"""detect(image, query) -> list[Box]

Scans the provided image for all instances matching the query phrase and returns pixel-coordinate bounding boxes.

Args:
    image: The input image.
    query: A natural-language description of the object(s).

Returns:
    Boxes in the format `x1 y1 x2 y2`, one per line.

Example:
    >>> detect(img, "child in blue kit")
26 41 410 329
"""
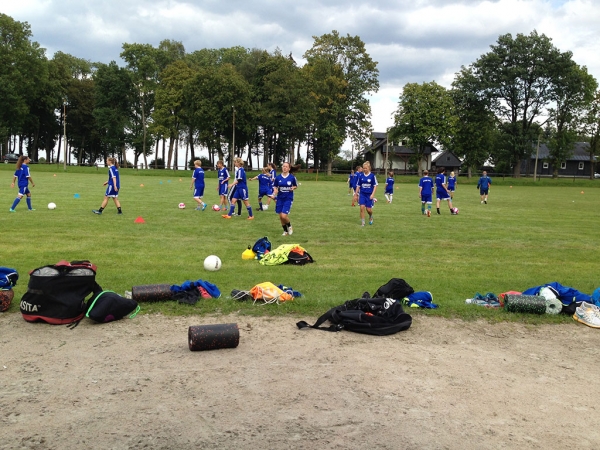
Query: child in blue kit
435 166 456 215
9 156 35 212
250 167 274 211
448 171 456 199
223 157 254 220
191 160 207 210
384 171 394 203
418 170 434 216
93 157 122 215
354 161 377 226
274 162 298 235
216 160 230 211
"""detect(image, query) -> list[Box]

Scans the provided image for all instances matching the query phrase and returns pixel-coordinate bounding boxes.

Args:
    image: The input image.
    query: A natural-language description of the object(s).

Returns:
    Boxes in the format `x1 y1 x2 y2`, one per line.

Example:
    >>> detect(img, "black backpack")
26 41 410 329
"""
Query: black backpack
297 297 412 336
285 249 314 265
86 290 139 323
374 278 414 300
20 260 100 325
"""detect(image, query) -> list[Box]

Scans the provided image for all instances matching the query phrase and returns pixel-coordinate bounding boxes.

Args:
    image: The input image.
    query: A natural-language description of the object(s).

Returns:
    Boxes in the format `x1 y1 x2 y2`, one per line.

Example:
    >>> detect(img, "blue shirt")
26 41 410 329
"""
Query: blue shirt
108 165 120 190
236 167 248 189
385 177 394 192
192 167 205 188
356 172 378 195
218 167 229 184
14 164 31 188
274 173 297 201
257 173 271 192
448 176 456 190
435 173 446 192
478 176 491 190
348 173 357 188
418 176 433 194
269 169 276 187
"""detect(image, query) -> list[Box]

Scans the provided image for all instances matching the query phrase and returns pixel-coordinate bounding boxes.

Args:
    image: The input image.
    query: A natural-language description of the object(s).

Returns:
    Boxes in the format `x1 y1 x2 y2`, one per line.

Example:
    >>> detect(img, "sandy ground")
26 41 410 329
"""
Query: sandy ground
1 311 600 450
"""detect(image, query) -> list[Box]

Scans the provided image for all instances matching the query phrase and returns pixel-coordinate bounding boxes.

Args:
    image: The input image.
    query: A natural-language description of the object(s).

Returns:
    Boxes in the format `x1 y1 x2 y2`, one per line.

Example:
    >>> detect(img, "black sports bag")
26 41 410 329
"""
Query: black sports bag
374 278 414 300
20 260 100 325
297 297 412 336
86 290 139 323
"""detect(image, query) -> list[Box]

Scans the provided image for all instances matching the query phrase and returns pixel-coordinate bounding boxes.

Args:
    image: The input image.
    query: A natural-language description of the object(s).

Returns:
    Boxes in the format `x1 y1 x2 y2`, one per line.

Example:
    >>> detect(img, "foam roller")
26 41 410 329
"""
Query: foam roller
504 295 546 314
188 323 239 351
131 284 172 302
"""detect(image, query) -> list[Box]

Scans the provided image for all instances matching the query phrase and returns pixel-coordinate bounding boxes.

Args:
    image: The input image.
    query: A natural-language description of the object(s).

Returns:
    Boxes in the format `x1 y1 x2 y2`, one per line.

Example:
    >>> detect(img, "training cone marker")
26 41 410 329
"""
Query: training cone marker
134 216 145 224
510 186 513 188
581 191 584 194
179 178 182 182
53 174 57 177
159 181 163 184
74 193 80 198
140 183 144 187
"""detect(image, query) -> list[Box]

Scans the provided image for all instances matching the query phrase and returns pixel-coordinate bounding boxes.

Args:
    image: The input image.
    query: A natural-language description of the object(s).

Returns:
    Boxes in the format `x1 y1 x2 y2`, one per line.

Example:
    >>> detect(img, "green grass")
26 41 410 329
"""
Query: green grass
2 164 600 324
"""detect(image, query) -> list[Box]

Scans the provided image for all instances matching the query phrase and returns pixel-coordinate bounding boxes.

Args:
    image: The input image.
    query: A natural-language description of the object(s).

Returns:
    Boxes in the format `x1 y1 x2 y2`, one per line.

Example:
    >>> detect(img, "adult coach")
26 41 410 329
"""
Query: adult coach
477 171 492 204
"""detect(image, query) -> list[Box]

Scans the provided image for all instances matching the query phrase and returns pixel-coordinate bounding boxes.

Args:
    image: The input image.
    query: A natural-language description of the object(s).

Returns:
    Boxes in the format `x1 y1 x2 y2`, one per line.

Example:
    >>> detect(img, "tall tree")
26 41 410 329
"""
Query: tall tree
304 31 379 174
390 81 456 176
582 90 600 179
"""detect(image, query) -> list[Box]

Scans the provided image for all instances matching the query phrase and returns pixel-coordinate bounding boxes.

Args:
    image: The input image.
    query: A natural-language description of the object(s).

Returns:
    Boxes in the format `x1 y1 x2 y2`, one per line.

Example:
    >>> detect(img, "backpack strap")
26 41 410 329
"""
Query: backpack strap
296 306 344 332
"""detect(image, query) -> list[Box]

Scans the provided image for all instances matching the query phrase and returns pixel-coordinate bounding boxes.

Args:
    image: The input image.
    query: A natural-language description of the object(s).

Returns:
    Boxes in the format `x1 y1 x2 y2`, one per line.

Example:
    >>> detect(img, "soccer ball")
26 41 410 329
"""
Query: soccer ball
178 203 186 209
452 207 459 214
204 255 222 271
212 204 220 211
48 202 57 210
262 205 268 210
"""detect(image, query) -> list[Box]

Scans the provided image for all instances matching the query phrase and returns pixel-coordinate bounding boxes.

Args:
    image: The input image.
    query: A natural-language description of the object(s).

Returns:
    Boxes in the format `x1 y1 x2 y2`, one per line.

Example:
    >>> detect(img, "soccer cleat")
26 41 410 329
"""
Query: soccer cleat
361 220 365 227
288 226 293 235
282 231 288 236
222 215 232 219
247 216 254 220
580 302 600 319
195 206 202 210
369 218 373 225
28 208 36 211
573 305 600 328
117 211 122 215
484 200 487 204
9 209 15 213
92 210 102 215
481 201 484 204
202 203 207 211
427 210 431 217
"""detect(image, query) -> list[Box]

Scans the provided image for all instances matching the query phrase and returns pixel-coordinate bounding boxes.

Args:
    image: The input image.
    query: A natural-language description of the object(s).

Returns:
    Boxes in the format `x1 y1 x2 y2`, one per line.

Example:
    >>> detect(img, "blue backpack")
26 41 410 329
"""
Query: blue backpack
252 237 272 260
0 267 18 289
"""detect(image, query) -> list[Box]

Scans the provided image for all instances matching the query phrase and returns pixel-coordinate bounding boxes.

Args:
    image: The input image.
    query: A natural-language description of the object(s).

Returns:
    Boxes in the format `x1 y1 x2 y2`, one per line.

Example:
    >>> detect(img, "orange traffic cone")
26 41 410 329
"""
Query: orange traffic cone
134 216 145 224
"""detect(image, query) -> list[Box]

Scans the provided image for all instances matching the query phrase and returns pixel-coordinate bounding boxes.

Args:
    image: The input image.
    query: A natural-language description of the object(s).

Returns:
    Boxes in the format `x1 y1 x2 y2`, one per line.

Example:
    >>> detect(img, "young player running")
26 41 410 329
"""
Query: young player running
273 162 298 235
216 160 230 211
9 156 35 212
222 158 254 220
351 165 363 206
418 170 434 216
384 171 395 203
93 157 122 215
354 161 377 226
250 167 274 211
190 160 207 211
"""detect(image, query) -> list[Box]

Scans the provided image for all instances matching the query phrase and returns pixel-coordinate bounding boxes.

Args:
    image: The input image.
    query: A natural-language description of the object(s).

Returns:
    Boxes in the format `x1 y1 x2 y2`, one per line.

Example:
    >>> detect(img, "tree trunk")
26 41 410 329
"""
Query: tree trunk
161 138 165 166
167 136 174 169
189 127 195 164
122 145 127 168
174 136 179 170
327 156 333 176
184 139 189 170
512 163 521 178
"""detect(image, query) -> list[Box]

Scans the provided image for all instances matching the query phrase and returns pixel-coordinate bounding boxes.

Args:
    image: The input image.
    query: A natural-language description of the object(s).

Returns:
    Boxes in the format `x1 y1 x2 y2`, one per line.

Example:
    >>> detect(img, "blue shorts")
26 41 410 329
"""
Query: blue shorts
275 198 293 214
232 187 249 201
359 192 374 208
480 188 489 195
436 190 450 201
18 186 30 196
193 187 205 198
385 188 393 195
218 183 228 196
259 188 274 198
421 194 432 203
105 185 119 198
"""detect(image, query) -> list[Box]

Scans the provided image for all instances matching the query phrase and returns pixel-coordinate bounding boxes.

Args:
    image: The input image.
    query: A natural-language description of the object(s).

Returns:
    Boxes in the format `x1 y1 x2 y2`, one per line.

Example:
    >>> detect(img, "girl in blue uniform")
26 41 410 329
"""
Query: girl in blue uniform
447 171 456 200
418 170 434 216
223 158 254 220
9 156 35 212
216 160 230 211
93 157 122 215
354 161 378 226
190 160 207 210
384 171 395 203
351 165 363 206
250 167 275 211
273 162 298 235
435 167 456 215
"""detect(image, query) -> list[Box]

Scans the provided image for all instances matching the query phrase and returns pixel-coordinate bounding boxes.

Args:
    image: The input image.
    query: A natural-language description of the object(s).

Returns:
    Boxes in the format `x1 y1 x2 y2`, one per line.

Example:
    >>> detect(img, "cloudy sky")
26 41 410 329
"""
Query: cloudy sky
3 0 599 136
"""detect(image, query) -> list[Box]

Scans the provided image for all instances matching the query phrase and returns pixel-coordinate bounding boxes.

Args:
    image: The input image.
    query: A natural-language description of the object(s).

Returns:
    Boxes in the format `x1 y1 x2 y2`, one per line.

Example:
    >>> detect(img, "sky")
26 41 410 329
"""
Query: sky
2 0 600 160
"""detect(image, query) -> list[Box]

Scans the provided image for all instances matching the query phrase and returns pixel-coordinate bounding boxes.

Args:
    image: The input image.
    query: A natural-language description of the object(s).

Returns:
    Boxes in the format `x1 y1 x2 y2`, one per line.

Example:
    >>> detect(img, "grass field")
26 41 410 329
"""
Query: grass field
2 163 599 324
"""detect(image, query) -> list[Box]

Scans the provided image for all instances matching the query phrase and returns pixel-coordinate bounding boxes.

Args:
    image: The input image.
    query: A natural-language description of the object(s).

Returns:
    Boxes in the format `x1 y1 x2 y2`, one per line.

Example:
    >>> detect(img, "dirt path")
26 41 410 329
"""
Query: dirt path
1 312 599 449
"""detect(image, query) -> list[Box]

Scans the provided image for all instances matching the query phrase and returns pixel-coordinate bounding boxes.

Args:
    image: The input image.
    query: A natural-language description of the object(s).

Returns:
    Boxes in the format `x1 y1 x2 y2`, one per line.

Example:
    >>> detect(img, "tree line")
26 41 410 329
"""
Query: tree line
0 13 379 172
390 31 600 179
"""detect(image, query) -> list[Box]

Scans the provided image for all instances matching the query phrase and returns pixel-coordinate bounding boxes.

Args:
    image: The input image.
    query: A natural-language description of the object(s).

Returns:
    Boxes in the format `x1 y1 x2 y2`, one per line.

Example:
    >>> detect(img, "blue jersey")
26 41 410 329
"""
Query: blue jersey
192 167 205 188
356 172 378 195
478 176 491 190
14 164 31 188
218 167 229 184
418 176 433 194
274 173 297 202
385 177 394 193
435 173 446 191
257 173 272 193
448 176 456 190
108 165 120 190
348 173 357 188
235 167 248 189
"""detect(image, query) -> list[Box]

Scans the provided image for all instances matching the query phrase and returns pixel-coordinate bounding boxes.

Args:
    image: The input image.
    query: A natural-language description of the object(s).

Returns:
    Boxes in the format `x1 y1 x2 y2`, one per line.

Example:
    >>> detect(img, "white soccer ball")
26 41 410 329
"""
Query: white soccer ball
48 202 56 210
204 255 222 272
212 204 220 211
178 203 186 209
262 205 268 210
452 207 459 214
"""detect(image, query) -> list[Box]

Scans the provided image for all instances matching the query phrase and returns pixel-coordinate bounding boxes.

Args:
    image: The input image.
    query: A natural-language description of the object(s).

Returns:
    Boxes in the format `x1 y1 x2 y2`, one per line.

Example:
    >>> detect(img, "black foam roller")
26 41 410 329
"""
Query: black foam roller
132 284 173 302
189 323 239 351
504 295 546 314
